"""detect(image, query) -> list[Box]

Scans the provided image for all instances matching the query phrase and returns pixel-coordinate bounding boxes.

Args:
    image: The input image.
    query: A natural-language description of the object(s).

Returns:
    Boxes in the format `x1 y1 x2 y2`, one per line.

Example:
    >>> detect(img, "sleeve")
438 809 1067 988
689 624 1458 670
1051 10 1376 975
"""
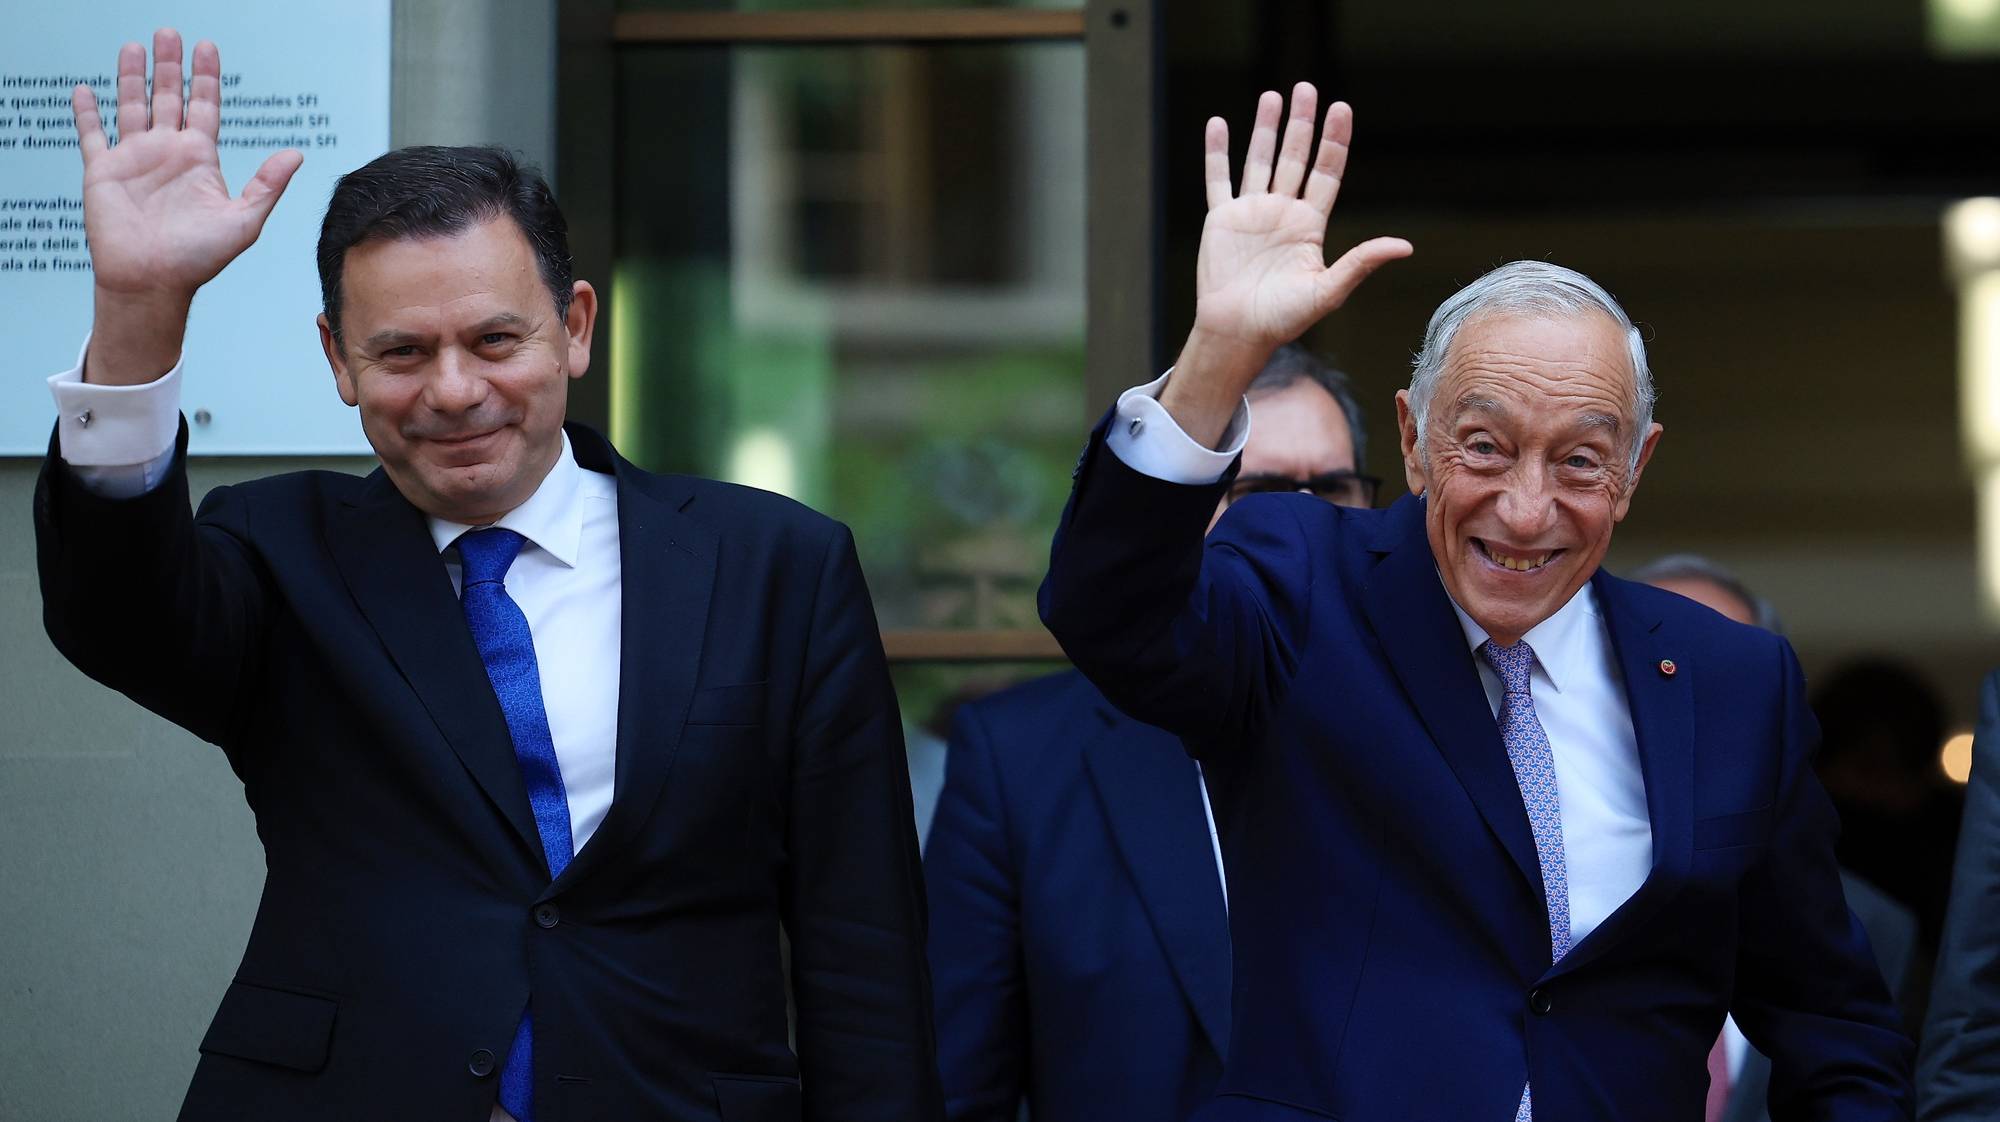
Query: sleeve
1914 669 2000 1121
1105 369 1251 485
46 335 185 499
1039 410 1317 752
923 701 1031 1122
1732 640 1916 1121
34 419 270 766
784 523 945 1122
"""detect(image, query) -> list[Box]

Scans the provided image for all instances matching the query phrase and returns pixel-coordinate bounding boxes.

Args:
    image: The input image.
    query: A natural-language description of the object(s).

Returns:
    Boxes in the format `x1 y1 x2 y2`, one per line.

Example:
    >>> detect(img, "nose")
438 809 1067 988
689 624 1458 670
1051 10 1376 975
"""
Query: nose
423 346 489 414
1494 462 1558 541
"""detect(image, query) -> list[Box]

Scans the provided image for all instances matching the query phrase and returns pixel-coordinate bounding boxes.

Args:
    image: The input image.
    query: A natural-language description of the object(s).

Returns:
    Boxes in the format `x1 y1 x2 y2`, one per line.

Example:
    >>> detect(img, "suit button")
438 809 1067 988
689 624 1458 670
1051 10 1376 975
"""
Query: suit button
1529 988 1553 1015
469 1048 496 1077
535 903 560 929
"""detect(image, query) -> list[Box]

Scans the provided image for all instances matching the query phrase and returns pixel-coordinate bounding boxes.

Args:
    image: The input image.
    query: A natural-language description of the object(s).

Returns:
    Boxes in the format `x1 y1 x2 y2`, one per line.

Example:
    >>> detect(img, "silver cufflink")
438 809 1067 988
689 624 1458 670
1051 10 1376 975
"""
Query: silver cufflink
75 409 91 427
1127 416 1145 436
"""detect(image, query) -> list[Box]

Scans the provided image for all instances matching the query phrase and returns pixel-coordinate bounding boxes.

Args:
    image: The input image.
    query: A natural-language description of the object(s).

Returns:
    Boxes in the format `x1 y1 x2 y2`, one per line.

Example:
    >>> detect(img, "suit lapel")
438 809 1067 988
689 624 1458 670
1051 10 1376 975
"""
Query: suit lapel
328 470 543 862
1082 697 1232 1055
1360 496 1545 901
1548 570 1695 978
551 426 716 892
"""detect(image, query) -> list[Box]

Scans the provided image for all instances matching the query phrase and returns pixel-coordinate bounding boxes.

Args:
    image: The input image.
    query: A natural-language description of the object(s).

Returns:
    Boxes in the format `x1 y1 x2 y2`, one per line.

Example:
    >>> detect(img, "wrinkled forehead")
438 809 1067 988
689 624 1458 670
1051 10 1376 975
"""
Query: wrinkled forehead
1436 310 1637 426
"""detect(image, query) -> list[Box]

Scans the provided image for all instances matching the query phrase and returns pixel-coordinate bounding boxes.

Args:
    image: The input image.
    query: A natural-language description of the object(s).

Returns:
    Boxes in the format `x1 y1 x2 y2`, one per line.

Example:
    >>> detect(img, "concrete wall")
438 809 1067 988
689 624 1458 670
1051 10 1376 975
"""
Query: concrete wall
0 2 555 1116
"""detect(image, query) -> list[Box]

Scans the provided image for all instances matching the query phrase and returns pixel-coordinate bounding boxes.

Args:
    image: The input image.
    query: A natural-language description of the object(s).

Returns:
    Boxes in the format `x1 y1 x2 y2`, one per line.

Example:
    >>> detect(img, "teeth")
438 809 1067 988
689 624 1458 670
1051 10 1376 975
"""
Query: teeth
1483 543 1552 572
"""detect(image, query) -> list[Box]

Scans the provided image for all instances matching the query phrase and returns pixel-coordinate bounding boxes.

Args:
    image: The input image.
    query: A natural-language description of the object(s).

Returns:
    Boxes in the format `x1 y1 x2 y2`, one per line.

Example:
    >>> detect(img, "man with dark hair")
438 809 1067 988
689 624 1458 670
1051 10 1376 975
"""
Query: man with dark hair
36 31 940 1122
925 345 1376 1122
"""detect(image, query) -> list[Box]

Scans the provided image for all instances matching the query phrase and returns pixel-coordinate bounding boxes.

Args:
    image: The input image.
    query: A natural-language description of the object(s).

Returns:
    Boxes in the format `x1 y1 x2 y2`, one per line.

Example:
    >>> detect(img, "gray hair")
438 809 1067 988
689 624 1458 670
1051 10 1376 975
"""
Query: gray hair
1248 343 1369 471
1408 260 1655 472
1629 552 1785 635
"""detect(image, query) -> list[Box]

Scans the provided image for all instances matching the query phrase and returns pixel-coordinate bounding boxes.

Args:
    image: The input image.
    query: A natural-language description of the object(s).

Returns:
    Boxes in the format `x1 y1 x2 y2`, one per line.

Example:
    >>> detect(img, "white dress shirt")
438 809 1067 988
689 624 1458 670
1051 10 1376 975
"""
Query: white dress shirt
1108 371 1654 947
51 346 624 1122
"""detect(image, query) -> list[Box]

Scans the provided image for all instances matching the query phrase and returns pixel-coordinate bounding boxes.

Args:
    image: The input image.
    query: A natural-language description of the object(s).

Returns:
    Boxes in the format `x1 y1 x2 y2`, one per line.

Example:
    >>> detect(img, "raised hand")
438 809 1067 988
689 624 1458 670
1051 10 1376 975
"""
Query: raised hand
1163 84 1410 448
72 30 303 384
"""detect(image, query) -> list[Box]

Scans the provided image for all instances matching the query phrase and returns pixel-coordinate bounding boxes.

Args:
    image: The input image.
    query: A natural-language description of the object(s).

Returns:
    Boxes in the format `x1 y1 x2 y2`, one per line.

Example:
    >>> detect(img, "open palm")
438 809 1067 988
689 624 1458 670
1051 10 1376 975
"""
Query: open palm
1192 86 1410 351
75 33 301 300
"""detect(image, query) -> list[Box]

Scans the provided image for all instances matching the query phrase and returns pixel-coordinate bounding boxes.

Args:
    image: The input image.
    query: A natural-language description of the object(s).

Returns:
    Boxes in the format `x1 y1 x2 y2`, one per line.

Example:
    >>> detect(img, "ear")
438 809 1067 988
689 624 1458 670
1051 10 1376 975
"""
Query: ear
319 313 357 407
563 280 598 379
1611 421 1664 521
1395 389 1429 496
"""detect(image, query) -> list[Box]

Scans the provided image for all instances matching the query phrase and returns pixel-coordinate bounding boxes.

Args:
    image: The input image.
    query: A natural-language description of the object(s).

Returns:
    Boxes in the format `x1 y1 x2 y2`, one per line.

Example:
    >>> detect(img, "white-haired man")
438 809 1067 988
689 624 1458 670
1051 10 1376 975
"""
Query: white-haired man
1040 84 1912 1120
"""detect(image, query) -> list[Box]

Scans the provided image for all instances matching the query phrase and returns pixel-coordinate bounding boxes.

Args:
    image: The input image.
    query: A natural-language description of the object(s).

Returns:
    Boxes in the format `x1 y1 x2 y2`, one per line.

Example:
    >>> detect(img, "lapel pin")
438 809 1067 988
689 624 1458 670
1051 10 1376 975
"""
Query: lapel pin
1659 658 1677 677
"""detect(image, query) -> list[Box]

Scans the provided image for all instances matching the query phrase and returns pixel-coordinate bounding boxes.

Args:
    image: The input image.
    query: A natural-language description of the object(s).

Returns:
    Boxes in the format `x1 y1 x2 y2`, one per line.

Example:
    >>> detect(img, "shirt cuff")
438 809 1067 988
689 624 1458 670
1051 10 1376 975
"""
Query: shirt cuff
1104 368 1251 485
47 335 184 498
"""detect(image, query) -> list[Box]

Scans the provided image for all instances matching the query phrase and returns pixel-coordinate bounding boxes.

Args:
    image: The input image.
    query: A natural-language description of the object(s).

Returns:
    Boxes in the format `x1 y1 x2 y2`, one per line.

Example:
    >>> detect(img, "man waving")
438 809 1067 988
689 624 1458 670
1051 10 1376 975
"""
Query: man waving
1041 83 1911 1120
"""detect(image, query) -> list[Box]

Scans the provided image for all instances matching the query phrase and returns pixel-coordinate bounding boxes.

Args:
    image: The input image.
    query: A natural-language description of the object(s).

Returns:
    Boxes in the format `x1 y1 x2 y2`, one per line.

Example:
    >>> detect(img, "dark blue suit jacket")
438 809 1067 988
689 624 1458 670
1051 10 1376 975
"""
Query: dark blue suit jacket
926 669 1232 1122
36 422 941 1122
1040 427 1913 1121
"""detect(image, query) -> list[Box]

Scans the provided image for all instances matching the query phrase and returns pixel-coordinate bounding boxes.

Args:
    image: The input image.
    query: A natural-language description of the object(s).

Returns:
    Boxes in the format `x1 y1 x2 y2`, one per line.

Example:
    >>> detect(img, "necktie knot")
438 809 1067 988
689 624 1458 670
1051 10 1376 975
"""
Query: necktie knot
1481 638 1537 696
457 527 526 587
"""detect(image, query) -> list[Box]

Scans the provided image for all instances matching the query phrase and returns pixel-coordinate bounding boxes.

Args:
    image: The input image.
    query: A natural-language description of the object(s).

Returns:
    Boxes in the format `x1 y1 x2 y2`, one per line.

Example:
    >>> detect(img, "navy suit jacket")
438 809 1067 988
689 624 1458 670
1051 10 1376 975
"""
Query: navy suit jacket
1725 873 1918 1122
1039 426 1912 1121
35 422 941 1122
926 669 1232 1122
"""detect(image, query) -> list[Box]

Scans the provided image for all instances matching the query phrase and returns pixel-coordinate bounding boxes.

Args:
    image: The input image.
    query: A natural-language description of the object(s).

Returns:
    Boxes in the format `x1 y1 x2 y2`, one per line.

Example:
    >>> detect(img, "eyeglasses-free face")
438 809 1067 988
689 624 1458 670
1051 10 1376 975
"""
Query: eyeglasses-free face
1224 470 1381 510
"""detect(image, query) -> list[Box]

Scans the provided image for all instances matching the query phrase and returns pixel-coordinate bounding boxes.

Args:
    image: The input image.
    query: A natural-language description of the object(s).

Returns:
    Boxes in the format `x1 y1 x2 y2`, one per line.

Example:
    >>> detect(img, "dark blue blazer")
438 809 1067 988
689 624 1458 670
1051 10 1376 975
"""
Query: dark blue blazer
925 669 1232 1122
36 422 941 1122
1039 427 1913 1122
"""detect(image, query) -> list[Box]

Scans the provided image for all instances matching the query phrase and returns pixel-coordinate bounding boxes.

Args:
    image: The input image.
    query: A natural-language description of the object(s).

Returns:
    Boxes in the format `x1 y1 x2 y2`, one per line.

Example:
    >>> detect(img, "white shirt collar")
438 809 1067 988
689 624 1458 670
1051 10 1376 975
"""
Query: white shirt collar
427 431 587 568
1446 578 1602 696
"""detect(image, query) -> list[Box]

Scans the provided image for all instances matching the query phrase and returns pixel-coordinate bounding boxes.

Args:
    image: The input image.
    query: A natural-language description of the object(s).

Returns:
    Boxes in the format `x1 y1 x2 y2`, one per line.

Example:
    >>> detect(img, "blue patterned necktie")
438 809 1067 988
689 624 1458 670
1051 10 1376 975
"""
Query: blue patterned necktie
1481 638 1571 1122
458 527 574 1122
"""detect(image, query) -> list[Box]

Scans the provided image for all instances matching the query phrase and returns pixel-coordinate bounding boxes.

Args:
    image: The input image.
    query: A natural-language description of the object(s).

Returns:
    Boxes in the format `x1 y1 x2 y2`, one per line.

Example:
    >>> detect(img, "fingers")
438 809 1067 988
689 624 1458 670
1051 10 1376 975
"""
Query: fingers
1237 90 1283 196
1268 82 1318 198
238 149 304 230
1302 101 1355 217
150 28 184 131
1316 236 1414 314
72 85 109 160
186 40 222 140
115 42 147 138
1203 117 1232 209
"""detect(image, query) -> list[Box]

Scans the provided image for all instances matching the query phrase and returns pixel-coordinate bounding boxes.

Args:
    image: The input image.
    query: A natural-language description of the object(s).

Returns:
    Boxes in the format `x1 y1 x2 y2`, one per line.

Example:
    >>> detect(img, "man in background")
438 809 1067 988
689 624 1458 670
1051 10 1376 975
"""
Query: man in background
1633 554 1920 1122
925 345 1377 1122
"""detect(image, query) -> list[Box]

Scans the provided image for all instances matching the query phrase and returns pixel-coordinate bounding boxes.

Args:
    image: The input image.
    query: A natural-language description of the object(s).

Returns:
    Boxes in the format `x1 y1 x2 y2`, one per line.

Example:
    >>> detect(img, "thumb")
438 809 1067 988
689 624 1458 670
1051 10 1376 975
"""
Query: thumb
236 148 304 232
1315 236 1413 315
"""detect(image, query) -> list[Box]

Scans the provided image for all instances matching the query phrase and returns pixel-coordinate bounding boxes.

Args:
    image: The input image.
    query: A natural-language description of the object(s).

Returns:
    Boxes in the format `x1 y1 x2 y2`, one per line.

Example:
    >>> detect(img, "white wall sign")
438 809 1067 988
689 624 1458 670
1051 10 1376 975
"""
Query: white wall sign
1 2 391 454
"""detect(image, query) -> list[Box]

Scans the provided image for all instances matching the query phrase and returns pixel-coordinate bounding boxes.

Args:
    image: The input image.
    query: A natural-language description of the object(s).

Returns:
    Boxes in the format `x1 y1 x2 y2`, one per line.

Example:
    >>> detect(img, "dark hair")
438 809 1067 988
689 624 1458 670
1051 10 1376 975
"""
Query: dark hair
1247 343 1369 470
1629 553 1786 634
317 145 573 347
1812 659 1947 775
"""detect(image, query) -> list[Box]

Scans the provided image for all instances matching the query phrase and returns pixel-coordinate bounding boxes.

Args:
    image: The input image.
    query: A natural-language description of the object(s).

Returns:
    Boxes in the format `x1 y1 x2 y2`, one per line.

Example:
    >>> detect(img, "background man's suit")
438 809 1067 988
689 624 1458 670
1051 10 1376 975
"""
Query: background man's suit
1916 669 2000 1120
36 421 941 1122
925 668 1232 1122
1723 873 1918 1122
1040 424 1912 1121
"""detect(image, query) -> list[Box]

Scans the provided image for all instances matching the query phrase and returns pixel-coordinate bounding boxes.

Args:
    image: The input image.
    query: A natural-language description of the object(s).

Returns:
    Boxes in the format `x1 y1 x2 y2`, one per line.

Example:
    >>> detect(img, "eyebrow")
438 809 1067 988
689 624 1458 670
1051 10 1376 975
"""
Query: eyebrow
468 312 527 334
1451 394 1506 418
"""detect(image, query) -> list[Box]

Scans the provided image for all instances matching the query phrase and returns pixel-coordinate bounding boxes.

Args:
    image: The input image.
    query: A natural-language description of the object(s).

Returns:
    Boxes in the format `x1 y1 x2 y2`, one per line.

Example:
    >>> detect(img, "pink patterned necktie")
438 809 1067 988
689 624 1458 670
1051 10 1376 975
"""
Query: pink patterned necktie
1481 638 1571 1122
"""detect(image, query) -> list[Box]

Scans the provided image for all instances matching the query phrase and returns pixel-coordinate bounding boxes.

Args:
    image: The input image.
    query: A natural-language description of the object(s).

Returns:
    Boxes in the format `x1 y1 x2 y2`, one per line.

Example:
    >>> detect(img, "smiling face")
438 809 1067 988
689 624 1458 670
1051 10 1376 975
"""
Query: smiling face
318 216 597 525
1397 312 1663 645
